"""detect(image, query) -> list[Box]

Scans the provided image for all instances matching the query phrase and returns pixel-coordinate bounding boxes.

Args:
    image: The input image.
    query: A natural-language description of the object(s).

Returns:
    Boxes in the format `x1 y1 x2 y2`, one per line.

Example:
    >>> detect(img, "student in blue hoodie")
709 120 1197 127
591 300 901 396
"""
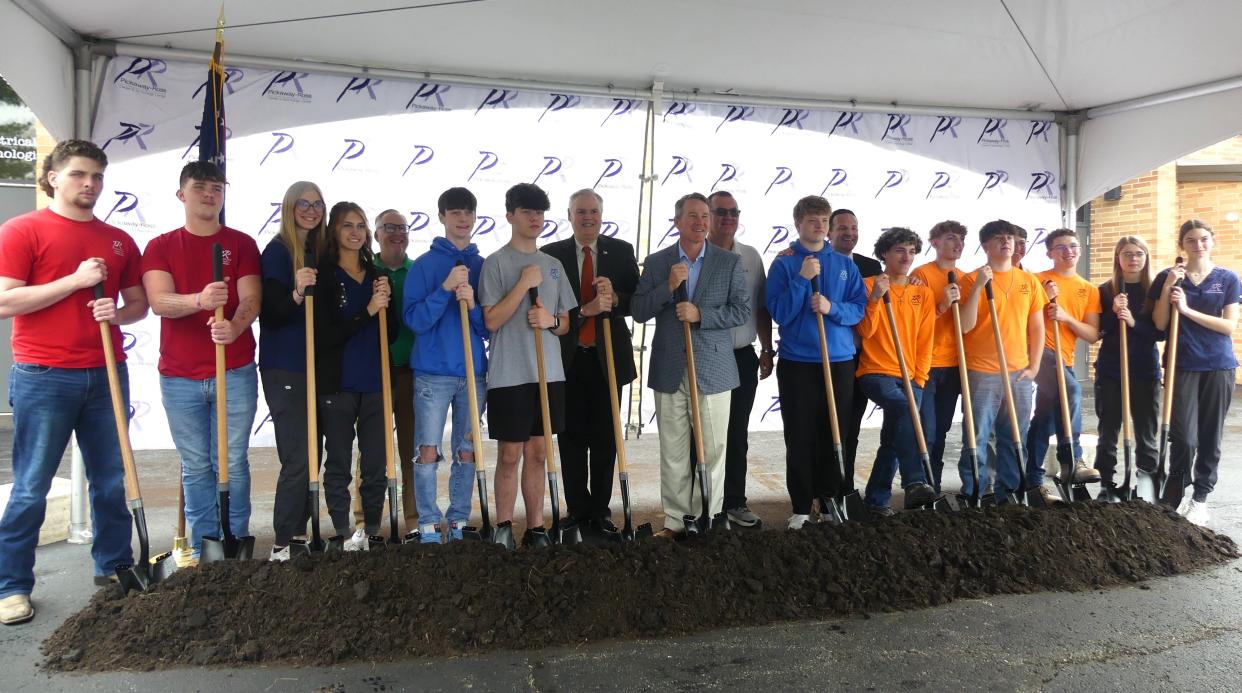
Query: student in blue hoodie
766 195 867 529
402 187 489 543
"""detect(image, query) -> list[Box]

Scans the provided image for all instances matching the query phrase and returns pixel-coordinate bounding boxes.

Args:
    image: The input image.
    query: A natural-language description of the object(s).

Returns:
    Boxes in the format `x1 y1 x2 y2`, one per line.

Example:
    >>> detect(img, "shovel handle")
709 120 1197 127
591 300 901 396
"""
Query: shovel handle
529 287 559 476
881 290 929 456
812 281 843 446
676 281 708 471
378 303 396 481
1049 297 1075 446
458 261 486 474
1119 317 1133 444
983 280 1023 445
947 272 977 446
94 284 141 505
304 250 319 485
601 313 630 474
212 243 229 485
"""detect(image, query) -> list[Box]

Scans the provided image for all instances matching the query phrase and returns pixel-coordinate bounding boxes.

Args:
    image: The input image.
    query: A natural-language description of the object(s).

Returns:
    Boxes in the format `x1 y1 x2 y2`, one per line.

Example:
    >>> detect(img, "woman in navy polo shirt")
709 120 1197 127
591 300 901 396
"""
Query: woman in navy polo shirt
314 202 395 550
1151 219 1240 526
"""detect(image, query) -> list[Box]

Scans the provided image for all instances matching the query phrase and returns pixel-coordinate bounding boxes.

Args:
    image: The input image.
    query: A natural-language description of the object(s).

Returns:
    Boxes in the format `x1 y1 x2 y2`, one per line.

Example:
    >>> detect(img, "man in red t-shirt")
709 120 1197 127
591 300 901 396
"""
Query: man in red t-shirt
0 140 148 625
140 161 261 560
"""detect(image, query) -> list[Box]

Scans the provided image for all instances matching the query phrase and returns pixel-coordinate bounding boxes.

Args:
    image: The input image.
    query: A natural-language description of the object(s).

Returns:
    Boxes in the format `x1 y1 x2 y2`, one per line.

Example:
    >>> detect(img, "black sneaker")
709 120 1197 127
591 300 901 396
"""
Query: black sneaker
521 526 552 548
902 483 938 509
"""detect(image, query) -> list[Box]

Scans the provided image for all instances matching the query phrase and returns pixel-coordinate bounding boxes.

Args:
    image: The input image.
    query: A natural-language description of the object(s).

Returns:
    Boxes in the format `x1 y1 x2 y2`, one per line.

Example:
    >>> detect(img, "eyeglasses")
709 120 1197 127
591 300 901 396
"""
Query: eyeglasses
1052 243 1081 253
712 207 741 217
380 223 409 234
294 199 326 212
1119 251 1146 260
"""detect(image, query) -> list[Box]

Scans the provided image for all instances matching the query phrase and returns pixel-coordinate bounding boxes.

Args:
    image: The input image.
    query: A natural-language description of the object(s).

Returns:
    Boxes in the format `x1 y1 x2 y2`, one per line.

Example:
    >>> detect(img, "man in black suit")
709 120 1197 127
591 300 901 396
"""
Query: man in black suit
541 188 640 537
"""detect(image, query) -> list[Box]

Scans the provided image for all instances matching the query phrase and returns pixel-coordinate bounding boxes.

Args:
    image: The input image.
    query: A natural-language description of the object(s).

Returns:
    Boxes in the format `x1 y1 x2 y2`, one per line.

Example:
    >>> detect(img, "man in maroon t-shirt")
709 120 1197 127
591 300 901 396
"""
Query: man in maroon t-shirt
140 161 261 560
0 140 148 625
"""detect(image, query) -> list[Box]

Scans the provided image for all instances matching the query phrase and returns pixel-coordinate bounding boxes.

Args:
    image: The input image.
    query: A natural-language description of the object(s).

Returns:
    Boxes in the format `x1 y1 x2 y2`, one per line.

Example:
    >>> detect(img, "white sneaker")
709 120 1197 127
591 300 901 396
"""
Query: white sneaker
787 514 810 530
269 545 290 562
344 529 368 551
1184 499 1210 527
1176 495 1193 516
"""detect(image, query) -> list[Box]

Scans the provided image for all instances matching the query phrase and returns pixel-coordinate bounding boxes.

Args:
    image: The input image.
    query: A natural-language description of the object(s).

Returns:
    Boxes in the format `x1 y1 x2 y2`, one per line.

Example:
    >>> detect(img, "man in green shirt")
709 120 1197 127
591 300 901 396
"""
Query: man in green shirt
375 209 417 532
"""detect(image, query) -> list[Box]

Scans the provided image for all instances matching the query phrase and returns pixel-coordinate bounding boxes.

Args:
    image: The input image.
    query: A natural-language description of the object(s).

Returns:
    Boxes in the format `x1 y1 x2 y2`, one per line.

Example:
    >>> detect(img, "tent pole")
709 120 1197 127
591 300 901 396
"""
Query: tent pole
1063 116 1080 227
73 44 92 139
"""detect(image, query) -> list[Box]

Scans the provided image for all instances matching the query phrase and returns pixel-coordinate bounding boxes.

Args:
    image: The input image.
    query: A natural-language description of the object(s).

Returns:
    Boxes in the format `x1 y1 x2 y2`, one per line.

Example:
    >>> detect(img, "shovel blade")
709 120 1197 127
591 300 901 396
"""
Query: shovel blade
402 529 423 544
682 514 701 537
149 551 178 583
934 495 958 512
1071 484 1093 502
842 491 866 521
1135 469 1159 504
558 521 584 546
116 563 152 594
710 511 732 532
492 521 516 550
325 535 346 552
367 535 388 551
1023 489 1045 507
634 522 654 540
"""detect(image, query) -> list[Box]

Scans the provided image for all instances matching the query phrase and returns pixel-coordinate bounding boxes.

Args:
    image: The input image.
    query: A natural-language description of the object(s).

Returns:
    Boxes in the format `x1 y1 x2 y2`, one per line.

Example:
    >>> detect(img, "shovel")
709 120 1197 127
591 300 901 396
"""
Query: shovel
603 311 652 542
290 250 343 555
982 279 1040 507
881 291 954 511
948 271 990 509
168 480 193 567
454 264 498 545
811 278 864 522
1048 297 1094 502
1113 318 1139 501
202 243 256 562
1151 259 1184 506
675 282 726 534
368 302 404 549
529 287 582 546
93 285 177 592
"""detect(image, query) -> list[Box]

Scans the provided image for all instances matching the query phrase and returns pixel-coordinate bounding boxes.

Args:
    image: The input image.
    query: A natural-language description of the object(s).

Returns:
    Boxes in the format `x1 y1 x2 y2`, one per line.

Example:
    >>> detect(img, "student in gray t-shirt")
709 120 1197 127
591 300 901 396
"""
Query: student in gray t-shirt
479 183 576 547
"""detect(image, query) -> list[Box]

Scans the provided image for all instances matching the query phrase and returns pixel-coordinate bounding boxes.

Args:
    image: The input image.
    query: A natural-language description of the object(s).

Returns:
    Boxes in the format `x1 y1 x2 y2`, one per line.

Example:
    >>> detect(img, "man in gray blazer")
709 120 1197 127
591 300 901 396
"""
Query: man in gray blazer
632 193 750 537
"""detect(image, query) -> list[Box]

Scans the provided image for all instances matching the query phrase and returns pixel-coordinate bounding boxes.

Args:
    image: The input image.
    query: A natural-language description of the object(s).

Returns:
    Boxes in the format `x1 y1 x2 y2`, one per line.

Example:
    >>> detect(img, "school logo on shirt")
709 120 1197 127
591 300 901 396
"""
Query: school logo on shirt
1207 282 1223 294
112 240 125 256
221 249 233 266
910 294 923 306
550 267 561 280
839 269 848 281
1019 282 1031 295
1077 287 1088 299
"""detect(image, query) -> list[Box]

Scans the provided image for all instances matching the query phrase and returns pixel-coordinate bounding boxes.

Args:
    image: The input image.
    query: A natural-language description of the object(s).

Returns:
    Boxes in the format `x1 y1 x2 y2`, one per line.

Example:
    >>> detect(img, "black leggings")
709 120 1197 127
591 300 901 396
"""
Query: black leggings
1169 369 1235 502
1093 373 1160 481
319 391 387 535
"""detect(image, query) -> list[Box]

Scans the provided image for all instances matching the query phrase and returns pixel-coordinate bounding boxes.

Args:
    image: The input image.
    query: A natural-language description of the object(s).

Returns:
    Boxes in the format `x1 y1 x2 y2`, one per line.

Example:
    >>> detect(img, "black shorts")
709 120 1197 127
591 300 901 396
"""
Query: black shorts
487 382 566 442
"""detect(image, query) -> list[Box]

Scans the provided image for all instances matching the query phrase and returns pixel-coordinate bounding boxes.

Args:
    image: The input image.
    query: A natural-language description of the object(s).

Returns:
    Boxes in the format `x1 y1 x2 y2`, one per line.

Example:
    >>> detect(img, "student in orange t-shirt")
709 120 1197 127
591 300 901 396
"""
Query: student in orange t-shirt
1026 228 1102 490
910 220 969 492
955 220 1048 503
856 228 938 515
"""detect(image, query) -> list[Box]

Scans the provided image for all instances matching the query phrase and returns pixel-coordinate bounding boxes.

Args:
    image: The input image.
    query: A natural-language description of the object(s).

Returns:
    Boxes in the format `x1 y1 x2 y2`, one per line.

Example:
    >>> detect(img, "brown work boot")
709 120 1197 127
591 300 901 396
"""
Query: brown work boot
654 528 679 540
1072 460 1102 484
0 594 34 625
1037 486 1064 505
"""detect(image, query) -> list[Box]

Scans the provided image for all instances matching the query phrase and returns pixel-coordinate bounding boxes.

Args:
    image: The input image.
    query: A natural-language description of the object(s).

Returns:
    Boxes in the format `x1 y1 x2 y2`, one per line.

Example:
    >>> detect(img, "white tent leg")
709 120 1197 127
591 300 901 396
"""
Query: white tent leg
1063 118 1080 226
67 434 93 544
73 44 92 138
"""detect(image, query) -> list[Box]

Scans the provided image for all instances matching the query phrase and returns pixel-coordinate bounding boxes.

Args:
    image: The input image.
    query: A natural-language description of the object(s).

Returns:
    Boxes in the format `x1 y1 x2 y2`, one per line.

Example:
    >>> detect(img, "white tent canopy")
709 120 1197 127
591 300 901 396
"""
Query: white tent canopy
4 0 1242 208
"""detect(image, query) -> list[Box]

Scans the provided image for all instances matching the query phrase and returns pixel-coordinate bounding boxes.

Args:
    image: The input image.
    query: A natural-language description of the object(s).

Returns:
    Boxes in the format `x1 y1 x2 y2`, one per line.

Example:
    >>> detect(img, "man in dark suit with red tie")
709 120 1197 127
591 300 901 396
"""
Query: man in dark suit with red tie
541 189 640 538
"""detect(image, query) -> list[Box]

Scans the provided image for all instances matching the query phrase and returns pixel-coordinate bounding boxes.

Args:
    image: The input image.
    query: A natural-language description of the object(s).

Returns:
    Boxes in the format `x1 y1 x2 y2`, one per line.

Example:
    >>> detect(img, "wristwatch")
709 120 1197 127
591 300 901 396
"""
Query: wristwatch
761 348 776 356
549 315 561 332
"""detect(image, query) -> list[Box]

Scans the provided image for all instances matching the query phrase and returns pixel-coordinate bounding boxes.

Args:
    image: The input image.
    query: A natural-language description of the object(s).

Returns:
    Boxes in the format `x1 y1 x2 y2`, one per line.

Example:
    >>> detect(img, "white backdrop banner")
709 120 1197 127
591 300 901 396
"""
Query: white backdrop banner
647 103 1062 434
92 55 647 449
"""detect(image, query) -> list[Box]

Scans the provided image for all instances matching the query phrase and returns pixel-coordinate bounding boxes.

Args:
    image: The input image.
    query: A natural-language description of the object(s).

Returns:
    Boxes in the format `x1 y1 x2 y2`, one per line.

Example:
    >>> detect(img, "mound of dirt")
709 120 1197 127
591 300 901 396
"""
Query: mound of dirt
43 502 1236 671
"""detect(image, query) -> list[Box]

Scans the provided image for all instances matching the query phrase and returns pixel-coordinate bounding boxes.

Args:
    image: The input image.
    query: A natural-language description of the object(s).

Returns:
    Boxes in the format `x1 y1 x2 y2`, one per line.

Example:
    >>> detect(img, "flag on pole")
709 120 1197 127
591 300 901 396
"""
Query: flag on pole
199 8 227 219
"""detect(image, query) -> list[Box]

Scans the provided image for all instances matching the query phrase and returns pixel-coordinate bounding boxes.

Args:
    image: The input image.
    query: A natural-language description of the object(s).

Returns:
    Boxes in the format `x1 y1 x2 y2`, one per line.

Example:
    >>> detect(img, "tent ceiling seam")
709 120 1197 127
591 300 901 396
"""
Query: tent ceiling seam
11 0 81 47
105 0 488 42
999 0 1069 111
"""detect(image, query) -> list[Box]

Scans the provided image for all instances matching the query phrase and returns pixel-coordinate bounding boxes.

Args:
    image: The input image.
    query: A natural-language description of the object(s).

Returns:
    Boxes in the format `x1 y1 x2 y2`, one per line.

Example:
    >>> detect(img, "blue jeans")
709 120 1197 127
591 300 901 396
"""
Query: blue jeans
413 373 485 526
1025 348 1083 485
860 374 929 507
919 365 961 492
0 364 133 597
958 370 1034 499
160 362 258 554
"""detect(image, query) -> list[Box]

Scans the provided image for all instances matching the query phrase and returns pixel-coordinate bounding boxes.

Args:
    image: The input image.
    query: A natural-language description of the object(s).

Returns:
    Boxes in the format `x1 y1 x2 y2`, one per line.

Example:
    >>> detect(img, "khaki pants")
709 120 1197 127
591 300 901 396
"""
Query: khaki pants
654 374 730 531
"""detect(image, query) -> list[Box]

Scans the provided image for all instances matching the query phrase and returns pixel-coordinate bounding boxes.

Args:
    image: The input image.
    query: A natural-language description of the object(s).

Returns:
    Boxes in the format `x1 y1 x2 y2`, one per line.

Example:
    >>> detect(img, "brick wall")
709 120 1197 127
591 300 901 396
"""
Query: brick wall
1087 135 1242 383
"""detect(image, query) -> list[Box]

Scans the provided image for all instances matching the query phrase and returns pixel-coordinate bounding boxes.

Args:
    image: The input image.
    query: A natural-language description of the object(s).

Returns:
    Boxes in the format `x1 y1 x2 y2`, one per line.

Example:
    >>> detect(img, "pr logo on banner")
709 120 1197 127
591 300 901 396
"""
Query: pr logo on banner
113 58 168 98
263 71 313 103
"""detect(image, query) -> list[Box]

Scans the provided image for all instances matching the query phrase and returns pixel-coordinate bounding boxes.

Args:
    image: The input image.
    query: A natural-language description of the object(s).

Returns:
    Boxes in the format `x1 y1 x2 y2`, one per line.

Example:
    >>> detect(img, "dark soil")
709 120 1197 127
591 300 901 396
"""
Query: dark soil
42 502 1236 671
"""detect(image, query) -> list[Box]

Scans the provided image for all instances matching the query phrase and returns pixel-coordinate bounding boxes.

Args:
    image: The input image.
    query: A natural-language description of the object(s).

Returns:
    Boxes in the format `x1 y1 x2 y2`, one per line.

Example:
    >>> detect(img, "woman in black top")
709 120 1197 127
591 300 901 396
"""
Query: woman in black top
1093 236 1163 498
1150 220 1240 526
314 202 395 549
259 181 326 560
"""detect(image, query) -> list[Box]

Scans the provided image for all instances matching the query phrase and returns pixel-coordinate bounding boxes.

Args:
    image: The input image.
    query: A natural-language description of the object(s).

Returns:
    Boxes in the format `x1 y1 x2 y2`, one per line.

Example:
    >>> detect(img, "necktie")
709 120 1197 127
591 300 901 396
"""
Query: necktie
580 246 596 346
